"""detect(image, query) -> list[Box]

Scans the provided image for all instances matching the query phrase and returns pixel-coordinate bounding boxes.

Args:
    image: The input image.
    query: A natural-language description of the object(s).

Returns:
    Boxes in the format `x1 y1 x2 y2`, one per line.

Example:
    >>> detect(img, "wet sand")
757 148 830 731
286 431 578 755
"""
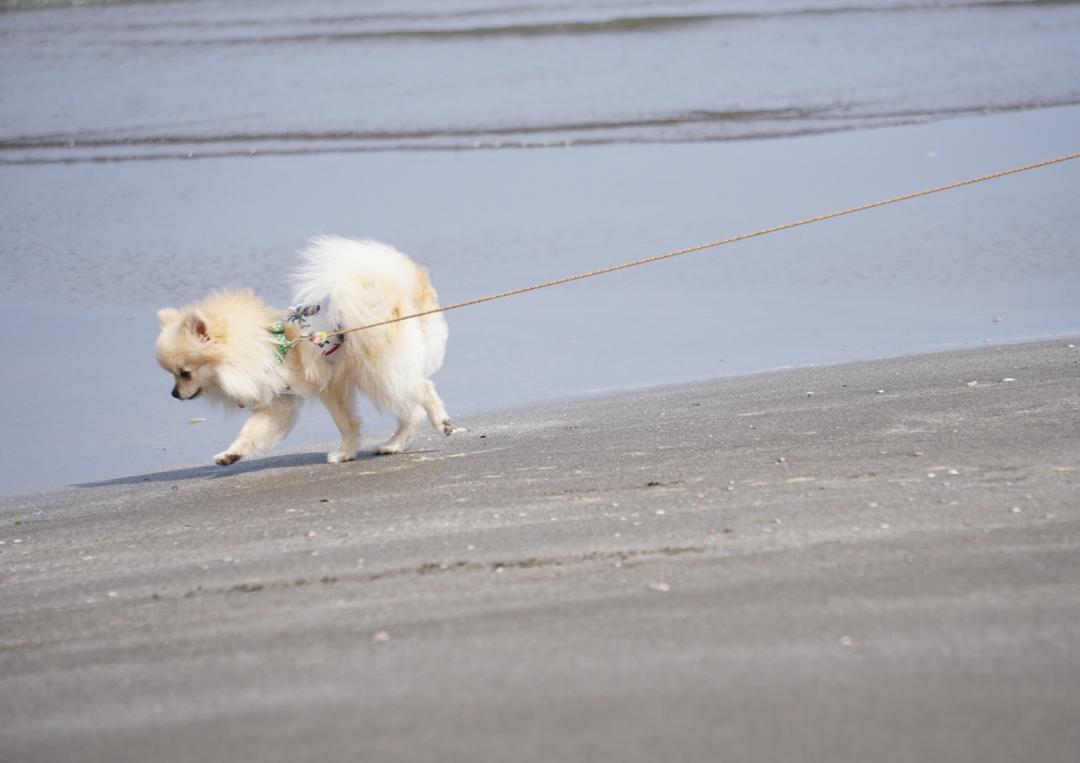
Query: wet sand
3 338 1079 762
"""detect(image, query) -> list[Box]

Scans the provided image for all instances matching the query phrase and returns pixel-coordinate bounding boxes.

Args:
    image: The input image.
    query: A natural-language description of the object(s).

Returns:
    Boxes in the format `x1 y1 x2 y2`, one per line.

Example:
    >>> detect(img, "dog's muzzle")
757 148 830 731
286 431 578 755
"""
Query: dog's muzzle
172 385 201 400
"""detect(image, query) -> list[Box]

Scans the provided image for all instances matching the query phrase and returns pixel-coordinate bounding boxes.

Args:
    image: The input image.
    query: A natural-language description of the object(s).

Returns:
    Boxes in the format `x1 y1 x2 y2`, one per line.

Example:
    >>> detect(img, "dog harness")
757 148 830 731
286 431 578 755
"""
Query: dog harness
270 301 346 363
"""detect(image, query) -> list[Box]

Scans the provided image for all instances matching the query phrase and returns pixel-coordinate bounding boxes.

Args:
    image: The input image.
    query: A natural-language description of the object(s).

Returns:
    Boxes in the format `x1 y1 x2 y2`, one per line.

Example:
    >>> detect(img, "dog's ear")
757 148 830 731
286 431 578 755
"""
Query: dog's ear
157 308 180 327
192 314 210 341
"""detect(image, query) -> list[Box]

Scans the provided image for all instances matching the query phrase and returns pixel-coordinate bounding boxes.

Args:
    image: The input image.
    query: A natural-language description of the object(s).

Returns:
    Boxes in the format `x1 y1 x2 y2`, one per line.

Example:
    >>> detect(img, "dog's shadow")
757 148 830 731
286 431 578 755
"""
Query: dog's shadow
76 450 390 489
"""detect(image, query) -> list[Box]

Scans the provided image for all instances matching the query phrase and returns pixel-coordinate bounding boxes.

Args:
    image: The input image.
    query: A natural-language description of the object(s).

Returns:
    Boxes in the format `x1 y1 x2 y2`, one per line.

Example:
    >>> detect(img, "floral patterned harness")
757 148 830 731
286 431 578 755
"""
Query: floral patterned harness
269 301 346 364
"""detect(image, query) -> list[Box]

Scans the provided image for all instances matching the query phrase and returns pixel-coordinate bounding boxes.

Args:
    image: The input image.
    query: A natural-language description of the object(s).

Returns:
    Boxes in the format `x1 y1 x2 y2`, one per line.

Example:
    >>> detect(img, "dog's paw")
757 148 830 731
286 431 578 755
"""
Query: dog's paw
214 451 242 466
375 444 402 456
327 451 356 464
441 418 453 437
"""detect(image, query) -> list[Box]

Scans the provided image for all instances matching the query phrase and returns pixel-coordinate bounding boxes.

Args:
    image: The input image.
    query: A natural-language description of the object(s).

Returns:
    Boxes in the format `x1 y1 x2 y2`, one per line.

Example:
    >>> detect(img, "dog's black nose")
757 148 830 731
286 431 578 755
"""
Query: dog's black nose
171 385 181 399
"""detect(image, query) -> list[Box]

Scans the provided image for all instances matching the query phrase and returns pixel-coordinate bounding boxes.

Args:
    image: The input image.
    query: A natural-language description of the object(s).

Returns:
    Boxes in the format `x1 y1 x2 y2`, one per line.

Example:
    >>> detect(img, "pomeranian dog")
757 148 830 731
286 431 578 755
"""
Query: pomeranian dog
155 236 452 466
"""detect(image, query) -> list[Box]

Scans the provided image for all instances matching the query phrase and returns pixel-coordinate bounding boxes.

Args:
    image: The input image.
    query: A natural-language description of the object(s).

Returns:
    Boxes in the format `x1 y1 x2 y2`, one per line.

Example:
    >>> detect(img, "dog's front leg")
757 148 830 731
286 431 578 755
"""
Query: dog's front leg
214 397 299 466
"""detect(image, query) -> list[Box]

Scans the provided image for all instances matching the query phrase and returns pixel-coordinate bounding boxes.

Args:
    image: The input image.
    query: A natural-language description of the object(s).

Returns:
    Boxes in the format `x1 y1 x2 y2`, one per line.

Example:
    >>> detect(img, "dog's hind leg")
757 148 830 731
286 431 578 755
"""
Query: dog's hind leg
375 403 425 455
376 380 451 454
214 396 299 466
321 382 360 464
421 380 453 436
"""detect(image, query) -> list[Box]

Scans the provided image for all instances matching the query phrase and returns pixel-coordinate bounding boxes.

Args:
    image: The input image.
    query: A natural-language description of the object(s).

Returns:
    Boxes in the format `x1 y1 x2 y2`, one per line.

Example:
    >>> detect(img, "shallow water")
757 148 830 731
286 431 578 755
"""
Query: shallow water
4 0 1080 160
1 0 1079 493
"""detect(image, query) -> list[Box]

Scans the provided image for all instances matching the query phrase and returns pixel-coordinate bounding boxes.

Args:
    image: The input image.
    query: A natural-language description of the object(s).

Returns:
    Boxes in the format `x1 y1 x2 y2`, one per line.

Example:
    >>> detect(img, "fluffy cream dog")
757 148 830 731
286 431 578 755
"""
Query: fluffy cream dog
155 236 452 465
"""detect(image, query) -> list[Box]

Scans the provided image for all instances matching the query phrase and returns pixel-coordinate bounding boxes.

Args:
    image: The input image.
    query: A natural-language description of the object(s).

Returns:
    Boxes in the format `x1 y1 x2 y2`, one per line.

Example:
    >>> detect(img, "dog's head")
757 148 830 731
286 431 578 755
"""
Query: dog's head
155 307 223 401
156 290 285 408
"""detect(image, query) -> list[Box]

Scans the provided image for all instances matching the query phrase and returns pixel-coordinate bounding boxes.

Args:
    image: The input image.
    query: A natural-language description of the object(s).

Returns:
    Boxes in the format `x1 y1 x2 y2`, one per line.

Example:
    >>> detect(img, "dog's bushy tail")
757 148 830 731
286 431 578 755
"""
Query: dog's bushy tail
291 236 447 378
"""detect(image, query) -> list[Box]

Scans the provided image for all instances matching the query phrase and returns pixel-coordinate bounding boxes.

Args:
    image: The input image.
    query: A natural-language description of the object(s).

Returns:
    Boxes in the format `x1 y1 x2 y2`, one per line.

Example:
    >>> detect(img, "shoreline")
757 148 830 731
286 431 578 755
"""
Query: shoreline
2 332 1076 502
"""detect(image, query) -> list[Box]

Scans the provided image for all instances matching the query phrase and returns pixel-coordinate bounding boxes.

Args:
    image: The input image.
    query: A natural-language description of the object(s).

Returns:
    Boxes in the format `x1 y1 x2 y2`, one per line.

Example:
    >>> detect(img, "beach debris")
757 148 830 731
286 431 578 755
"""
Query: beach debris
305 531 317 539
965 380 979 387
840 635 855 647
372 630 391 643
655 509 666 516
947 469 959 475
188 417 207 424
318 498 332 503
776 457 786 463
648 582 671 592
876 389 885 394
1002 377 1016 383
1010 506 1022 514
805 391 814 397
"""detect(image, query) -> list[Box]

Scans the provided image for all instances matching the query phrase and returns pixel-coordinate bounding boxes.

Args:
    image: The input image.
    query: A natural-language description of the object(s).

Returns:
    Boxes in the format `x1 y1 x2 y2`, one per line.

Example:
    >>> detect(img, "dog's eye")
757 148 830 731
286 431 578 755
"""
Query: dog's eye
179 369 192 380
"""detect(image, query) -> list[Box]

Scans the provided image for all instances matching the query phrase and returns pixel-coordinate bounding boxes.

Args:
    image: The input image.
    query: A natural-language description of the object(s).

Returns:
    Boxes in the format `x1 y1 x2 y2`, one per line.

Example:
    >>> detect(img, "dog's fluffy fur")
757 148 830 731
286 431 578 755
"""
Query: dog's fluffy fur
155 236 451 465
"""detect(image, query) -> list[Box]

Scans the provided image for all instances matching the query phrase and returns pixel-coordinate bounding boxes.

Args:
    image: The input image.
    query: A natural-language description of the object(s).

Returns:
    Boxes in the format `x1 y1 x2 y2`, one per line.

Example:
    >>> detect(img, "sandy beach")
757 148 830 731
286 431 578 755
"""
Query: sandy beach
2 0 1080 758
3 338 1079 762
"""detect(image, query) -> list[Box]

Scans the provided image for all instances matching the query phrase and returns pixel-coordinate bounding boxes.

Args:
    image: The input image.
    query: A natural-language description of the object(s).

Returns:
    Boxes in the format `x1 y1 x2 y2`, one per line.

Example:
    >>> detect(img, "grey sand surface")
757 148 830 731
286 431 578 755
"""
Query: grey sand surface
2 338 1080 762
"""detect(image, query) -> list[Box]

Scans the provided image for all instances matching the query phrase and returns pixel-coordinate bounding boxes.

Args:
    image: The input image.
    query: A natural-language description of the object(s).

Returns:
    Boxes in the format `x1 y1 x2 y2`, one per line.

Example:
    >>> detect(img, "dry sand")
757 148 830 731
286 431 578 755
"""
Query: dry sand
2 338 1079 762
